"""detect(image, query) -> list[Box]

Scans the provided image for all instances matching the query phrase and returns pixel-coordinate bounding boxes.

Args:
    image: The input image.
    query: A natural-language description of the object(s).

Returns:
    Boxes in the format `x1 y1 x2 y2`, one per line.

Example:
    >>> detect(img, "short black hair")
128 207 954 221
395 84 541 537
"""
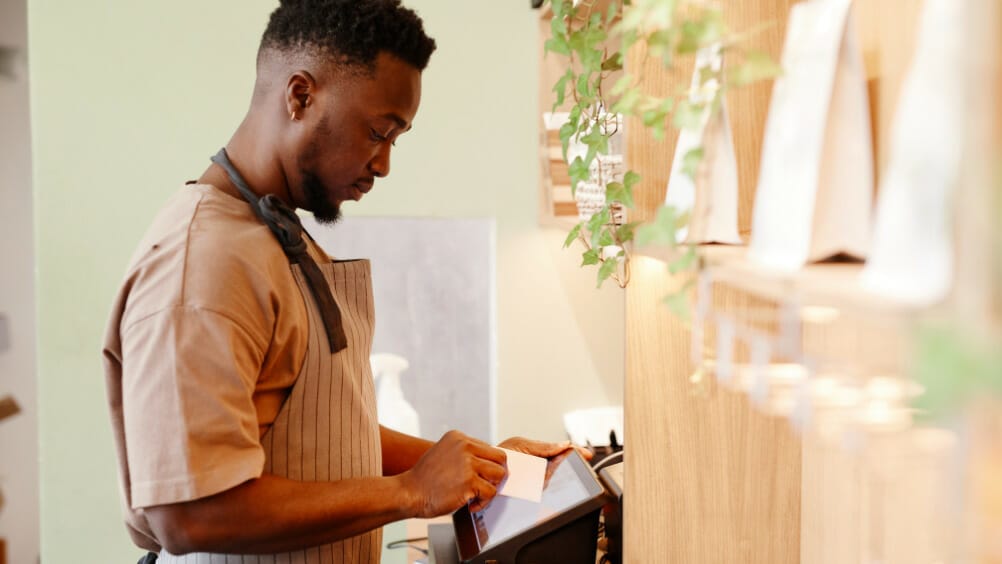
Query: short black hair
260 0 437 72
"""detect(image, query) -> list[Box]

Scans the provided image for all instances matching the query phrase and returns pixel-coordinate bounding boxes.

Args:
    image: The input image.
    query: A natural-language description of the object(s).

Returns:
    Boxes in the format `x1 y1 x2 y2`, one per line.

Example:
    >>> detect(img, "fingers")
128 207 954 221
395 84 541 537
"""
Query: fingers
469 440 507 466
442 430 507 466
500 437 574 459
473 456 508 486
467 476 498 513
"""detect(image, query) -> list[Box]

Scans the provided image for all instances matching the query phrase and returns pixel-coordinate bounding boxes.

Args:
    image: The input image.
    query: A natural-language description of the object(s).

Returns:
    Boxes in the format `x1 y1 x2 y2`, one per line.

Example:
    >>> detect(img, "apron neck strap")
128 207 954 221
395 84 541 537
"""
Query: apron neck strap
209 147 348 354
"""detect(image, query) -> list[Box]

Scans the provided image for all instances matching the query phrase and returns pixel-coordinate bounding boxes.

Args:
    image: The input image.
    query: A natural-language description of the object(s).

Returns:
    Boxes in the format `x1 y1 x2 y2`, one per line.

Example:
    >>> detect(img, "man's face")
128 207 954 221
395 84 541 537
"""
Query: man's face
290 52 422 224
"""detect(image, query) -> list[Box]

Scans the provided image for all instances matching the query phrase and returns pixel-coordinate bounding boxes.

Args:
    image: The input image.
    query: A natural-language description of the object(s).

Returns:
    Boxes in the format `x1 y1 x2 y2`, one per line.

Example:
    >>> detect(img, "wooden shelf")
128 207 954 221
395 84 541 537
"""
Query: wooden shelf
634 244 927 317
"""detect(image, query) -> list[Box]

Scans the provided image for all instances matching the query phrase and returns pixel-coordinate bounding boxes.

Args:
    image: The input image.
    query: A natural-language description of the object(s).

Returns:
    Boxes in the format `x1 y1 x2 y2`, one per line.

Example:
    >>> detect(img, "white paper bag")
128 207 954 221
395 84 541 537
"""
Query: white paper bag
665 44 742 244
859 0 966 305
749 0 874 271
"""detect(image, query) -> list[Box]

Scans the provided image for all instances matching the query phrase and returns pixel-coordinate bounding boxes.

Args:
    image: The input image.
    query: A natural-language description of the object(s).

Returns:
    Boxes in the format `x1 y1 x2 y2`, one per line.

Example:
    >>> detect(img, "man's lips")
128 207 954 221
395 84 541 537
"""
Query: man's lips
353 180 374 194
348 180 373 201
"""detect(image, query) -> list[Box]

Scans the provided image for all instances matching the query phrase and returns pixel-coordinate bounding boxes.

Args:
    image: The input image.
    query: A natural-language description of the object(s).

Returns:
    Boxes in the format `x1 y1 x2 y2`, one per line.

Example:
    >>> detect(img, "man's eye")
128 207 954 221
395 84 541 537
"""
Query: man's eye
369 129 387 143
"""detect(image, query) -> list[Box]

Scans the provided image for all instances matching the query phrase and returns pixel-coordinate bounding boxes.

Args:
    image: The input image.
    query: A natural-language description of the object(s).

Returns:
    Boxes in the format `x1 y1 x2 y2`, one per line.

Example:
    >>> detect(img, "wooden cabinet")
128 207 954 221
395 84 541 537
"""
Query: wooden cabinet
617 0 1001 562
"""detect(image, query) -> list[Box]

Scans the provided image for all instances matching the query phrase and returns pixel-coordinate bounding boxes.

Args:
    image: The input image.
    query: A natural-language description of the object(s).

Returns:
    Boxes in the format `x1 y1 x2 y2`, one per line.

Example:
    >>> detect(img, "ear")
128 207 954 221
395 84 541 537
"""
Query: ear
285 70 316 121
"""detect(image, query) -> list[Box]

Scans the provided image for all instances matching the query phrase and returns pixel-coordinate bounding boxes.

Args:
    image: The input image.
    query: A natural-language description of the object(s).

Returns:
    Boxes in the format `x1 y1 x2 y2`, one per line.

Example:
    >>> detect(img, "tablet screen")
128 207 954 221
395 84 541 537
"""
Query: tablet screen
468 451 593 551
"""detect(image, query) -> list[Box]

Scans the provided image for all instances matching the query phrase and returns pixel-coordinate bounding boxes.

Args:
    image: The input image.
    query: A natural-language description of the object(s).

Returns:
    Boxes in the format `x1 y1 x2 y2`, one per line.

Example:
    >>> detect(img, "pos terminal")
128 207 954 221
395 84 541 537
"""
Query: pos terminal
428 449 607 564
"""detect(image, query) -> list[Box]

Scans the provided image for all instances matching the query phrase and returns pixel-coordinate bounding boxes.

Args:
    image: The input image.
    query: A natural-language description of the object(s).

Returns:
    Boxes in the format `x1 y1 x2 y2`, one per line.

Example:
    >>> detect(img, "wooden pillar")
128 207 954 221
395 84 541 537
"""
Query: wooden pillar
624 2 801 562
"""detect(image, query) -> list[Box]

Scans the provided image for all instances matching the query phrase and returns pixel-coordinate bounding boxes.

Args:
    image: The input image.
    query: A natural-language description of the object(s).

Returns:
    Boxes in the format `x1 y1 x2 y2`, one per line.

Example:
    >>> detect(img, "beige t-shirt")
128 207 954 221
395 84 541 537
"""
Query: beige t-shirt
103 184 328 546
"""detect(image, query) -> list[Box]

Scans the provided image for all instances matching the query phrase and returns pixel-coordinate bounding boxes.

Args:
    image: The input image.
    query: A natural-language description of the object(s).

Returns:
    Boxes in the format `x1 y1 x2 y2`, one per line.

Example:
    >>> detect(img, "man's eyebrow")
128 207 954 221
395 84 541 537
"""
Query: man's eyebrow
380 113 412 131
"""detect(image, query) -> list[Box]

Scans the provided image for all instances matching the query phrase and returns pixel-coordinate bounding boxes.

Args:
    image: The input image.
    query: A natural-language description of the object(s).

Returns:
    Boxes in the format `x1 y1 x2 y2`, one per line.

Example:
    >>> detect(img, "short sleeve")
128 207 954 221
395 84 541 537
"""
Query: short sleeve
121 305 266 509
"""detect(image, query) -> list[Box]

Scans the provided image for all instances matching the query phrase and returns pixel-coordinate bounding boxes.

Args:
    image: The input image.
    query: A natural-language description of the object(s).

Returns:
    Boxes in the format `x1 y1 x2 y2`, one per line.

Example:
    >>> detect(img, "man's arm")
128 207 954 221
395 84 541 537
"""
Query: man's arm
145 430 506 555
380 424 434 475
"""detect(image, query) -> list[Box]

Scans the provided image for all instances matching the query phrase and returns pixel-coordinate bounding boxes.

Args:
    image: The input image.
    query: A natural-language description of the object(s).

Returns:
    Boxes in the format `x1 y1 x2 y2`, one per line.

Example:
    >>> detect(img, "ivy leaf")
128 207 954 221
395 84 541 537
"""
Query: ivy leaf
606 0 619 24
623 170 641 191
677 9 724 54
611 74 633 96
559 121 577 160
681 147 704 179
552 68 573 110
601 53 624 72
576 73 590 97
673 100 705 130
663 289 691 319
586 206 612 235
597 258 618 288
581 122 610 163
581 247 601 266
651 121 666 140
550 13 568 37
729 50 783 87
597 228 615 247
568 156 590 194
616 221 641 243
642 108 666 128
611 88 641 115
545 36 571 57
636 205 682 247
669 246 698 274
551 0 570 20
563 222 583 248
605 181 635 208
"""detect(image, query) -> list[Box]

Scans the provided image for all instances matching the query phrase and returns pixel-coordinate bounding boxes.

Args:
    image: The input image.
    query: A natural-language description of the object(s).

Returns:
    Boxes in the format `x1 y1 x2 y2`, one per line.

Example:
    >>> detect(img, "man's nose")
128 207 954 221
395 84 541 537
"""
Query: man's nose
369 144 391 178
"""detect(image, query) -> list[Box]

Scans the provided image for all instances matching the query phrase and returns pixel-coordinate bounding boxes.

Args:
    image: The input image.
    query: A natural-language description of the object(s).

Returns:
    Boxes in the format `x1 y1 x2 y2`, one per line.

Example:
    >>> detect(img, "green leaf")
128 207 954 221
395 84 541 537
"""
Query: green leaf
576 73 592 97
596 228 615 247
563 223 583 248
677 9 725 54
550 13 568 37
651 121 666 140
728 50 783 87
611 88 642 115
663 289 691 319
580 122 610 159
636 205 682 247
559 121 577 160
912 324 1002 419
677 21 705 54
568 104 582 126
669 246 698 274
551 0 569 20
642 108 666 128
681 147 704 179
605 181 635 208
601 54 624 72
623 170 641 191
616 221 641 243
568 156 591 194
581 247 601 266
552 68 573 110
673 100 705 130
586 206 612 235
611 74 633 96
597 258 618 288
545 36 571 57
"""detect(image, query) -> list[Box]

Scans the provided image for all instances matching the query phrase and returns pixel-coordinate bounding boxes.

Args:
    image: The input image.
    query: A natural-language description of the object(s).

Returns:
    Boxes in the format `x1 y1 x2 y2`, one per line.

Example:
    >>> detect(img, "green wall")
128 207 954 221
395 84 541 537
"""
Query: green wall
30 2 624 560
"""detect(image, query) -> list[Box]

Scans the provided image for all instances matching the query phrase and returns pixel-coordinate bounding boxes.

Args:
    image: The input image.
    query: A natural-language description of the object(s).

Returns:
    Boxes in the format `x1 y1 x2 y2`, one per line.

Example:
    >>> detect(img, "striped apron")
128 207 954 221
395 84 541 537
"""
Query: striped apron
158 149 382 563
159 259 382 564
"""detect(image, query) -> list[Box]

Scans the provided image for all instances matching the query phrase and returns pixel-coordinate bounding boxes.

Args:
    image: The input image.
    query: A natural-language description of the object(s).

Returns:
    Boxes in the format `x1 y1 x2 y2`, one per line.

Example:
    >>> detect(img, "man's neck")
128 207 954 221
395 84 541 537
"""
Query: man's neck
198 117 293 206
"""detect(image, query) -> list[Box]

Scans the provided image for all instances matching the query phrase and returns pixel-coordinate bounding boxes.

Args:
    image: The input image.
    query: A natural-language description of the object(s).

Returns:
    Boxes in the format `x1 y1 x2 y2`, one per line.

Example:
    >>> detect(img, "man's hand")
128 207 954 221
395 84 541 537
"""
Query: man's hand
497 436 593 483
401 430 507 517
498 436 593 462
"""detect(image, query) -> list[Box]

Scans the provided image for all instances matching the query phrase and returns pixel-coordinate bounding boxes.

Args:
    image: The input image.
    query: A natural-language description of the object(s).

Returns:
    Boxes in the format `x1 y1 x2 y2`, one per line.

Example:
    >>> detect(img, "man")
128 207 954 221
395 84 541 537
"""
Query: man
102 1 574 562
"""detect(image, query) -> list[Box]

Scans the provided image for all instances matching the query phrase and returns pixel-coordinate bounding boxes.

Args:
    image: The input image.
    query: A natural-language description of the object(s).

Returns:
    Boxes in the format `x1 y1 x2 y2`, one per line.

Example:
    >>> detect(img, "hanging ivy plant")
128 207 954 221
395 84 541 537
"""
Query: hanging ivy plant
545 0 780 292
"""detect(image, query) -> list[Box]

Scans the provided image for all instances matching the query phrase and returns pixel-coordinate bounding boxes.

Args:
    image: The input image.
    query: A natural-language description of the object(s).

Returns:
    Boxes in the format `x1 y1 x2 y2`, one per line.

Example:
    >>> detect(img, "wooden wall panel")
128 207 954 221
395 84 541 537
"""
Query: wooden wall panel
625 261 802 563
625 2 800 563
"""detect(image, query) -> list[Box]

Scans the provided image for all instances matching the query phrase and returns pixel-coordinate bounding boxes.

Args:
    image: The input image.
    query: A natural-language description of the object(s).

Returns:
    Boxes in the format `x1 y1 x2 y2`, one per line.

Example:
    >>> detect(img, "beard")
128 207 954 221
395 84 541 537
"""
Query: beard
301 170 342 225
